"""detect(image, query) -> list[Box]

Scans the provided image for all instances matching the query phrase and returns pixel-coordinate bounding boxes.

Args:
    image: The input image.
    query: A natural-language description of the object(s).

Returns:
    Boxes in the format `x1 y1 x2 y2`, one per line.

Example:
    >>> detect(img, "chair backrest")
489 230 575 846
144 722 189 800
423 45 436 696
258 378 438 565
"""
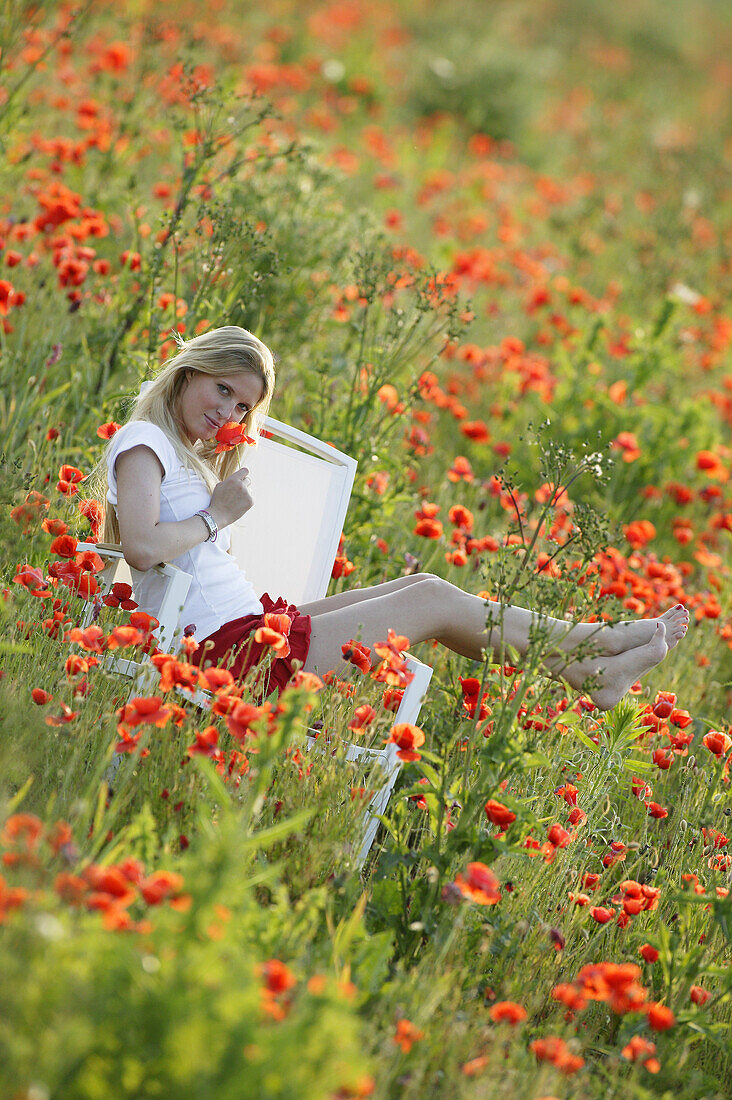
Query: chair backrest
228 417 358 605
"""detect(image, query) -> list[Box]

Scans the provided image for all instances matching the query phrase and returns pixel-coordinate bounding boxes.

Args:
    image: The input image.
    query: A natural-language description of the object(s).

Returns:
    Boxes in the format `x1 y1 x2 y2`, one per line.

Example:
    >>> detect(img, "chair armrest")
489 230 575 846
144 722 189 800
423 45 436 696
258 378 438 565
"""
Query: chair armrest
76 542 192 652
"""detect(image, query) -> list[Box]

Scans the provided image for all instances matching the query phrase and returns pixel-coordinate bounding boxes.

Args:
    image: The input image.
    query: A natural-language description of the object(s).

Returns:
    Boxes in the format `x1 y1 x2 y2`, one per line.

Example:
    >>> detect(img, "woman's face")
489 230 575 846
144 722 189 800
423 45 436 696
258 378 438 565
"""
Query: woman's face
178 370 264 444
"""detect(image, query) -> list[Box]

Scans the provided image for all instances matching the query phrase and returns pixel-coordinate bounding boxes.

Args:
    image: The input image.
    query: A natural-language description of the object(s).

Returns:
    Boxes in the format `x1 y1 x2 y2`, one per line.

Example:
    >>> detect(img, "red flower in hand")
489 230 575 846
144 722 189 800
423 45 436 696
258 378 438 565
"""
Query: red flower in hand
214 421 254 453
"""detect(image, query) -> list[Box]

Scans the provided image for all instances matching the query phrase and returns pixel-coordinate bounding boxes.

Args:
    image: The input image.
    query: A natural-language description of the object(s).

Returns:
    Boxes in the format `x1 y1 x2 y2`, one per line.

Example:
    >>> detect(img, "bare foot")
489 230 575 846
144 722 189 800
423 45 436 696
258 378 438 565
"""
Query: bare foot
565 622 669 711
564 605 688 657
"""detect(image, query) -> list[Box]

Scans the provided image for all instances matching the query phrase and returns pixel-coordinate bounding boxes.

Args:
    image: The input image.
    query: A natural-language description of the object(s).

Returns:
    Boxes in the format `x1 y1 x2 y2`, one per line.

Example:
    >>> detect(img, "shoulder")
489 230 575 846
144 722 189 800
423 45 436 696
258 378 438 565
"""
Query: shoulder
107 421 181 479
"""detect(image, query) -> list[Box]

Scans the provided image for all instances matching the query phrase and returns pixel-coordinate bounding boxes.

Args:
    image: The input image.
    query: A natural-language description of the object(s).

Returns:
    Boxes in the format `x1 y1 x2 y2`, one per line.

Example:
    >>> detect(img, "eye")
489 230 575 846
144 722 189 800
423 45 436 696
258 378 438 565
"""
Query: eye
217 383 229 395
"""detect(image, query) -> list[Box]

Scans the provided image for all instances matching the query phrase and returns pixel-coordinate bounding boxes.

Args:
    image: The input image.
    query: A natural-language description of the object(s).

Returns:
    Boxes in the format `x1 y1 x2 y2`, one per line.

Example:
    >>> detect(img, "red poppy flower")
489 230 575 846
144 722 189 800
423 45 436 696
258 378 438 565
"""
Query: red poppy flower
186 726 222 760
647 802 668 819
460 420 490 443
66 622 104 652
484 799 516 828
263 611 292 636
13 563 50 595
106 626 144 650
331 552 355 578
374 630 410 661
254 625 290 655
702 730 731 757
2 813 44 850
392 1018 424 1052
57 464 85 496
219 699 269 742
45 703 78 726
611 431 641 462
652 748 673 770
621 1035 659 1072
554 782 578 805
42 518 69 537
652 690 676 719
0 278 18 314
448 504 474 531
413 517 443 539
66 570 99 600
529 1036 584 1074
117 696 172 731
342 639 371 674
382 687 403 712
214 421 255 453
689 985 710 1006
696 450 728 481
288 670 324 693
198 666 235 694
447 455 474 483
50 534 78 559
64 654 89 679
139 870 186 907
129 611 159 632
385 722 425 761
489 1000 527 1024
645 1002 675 1030
96 421 121 439
10 491 50 531
639 944 659 963
31 688 52 705
623 520 656 548
631 776 653 800
348 704 376 735
377 383 402 413
102 580 136 610
77 499 104 540
453 861 501 905
259 958 296 995
547 822 572 848
590 906 615 924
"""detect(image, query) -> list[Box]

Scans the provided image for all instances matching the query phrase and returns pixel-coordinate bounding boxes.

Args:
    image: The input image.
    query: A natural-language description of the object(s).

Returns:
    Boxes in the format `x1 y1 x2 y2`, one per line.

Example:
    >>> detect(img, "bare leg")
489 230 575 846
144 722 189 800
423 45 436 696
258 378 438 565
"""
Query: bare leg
298 573 427 617
302 575 669 711
299 576 686 651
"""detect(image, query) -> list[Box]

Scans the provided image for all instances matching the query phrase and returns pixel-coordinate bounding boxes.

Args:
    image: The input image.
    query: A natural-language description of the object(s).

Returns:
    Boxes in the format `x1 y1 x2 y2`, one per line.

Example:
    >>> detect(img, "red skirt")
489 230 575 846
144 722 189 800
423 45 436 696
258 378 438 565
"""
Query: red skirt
191 593 312 696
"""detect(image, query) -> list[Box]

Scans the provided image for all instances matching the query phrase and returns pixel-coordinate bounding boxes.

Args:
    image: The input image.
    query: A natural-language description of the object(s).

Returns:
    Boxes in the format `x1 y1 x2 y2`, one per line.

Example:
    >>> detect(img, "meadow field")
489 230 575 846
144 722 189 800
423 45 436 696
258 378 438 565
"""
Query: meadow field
0 0 730 1096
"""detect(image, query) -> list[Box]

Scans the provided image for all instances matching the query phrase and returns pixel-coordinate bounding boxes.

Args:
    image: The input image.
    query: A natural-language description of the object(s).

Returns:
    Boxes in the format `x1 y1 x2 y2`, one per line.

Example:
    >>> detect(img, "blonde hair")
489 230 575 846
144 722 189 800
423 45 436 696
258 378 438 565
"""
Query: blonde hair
90 325 275 543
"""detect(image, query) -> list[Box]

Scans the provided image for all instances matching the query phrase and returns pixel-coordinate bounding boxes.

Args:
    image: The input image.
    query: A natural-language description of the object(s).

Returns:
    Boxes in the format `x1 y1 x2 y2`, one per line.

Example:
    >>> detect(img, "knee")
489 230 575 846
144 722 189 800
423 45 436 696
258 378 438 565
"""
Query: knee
415 572 452 605
413 571 440 585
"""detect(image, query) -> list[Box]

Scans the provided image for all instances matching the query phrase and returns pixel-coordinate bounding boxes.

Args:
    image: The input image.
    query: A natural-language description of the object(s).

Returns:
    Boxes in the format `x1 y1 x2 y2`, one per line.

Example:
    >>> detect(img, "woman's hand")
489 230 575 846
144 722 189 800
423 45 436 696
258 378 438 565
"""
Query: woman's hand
116 447 253 572
208 466 254 527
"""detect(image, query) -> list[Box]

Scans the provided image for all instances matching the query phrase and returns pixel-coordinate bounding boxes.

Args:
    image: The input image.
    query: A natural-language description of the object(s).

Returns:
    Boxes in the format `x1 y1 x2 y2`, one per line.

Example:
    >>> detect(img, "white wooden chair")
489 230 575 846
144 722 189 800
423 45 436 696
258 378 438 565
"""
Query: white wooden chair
79 416 433 867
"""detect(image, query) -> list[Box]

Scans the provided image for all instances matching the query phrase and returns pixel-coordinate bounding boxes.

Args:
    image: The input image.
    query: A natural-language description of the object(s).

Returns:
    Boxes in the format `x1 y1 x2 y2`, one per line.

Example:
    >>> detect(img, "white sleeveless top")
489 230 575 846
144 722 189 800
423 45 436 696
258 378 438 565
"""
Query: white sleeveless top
106 421 262 642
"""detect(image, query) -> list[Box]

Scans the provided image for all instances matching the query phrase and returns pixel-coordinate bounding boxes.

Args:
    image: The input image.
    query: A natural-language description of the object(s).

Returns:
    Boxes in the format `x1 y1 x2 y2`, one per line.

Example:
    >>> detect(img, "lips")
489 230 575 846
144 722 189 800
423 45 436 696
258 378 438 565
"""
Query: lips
204 414 220 430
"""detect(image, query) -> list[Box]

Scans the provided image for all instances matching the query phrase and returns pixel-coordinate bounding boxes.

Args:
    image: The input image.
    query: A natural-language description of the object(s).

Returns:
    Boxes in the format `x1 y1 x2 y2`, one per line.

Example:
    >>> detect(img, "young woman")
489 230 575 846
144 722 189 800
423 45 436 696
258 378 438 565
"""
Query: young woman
101 326 689 708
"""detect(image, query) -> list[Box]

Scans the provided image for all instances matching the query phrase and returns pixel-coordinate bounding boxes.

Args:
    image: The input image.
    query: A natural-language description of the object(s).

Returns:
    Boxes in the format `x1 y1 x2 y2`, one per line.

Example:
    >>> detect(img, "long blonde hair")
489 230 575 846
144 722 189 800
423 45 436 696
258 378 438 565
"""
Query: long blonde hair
90 326 275 543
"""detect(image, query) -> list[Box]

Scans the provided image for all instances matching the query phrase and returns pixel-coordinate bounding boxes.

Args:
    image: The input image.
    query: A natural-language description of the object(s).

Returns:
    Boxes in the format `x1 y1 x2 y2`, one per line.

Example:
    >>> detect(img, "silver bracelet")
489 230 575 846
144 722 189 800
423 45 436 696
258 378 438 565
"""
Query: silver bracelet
196 509 218 543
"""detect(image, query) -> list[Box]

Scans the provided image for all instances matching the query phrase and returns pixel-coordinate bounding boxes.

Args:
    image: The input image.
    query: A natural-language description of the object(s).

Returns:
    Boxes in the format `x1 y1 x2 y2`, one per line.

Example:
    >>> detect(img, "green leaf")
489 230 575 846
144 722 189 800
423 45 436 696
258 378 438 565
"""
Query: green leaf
573 728 600 752
623 758 654 772
6 775 33 812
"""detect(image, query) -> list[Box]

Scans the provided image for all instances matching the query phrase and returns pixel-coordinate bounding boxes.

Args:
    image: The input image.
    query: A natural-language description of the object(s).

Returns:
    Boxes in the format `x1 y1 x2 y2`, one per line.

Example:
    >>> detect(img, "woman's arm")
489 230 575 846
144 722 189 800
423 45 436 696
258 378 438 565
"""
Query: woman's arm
115 445 253 571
